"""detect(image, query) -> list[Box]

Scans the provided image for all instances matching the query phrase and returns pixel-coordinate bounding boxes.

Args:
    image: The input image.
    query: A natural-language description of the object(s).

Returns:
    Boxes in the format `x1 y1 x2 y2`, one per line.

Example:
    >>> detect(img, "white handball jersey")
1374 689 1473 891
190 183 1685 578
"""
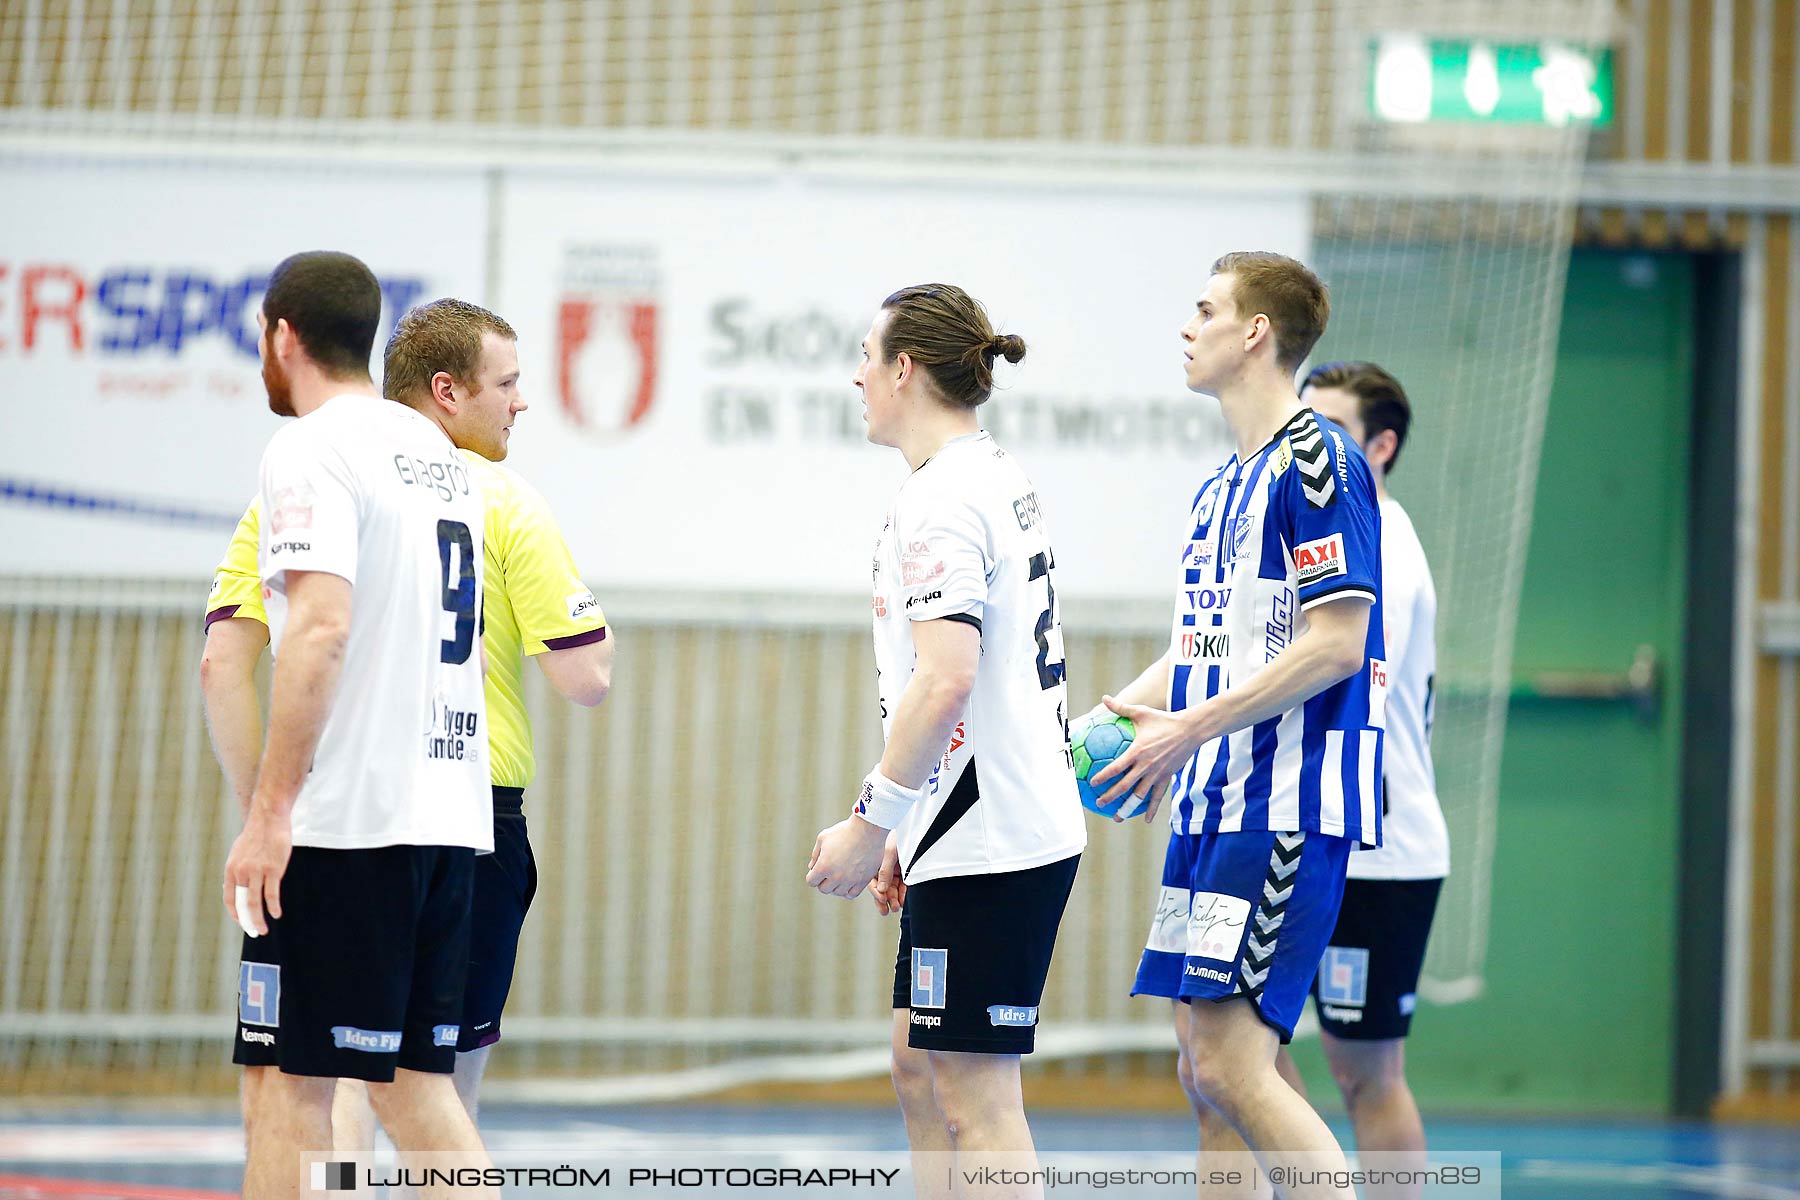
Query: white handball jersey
871 431 1087 886
258 393 491 853
1348 499 1450 879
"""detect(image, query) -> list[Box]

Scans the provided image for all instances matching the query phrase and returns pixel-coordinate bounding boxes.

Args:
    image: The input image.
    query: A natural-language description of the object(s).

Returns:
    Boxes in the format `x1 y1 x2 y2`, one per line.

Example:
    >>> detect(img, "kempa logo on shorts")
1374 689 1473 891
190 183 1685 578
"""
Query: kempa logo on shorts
240 1029 274 1046
1185 963 1234 985
331 1026 403 1053
1321 1005 1365 1023
1318 946 1371 1008
238 962 280 1028
910 1013 943 1028
987 1005 1038 1027
911 948 947 1010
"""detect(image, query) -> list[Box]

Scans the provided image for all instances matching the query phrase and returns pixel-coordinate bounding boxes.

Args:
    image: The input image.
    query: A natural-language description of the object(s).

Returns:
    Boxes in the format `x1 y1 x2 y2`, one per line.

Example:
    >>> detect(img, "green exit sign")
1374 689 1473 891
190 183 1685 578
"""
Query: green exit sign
1368 35 1614 127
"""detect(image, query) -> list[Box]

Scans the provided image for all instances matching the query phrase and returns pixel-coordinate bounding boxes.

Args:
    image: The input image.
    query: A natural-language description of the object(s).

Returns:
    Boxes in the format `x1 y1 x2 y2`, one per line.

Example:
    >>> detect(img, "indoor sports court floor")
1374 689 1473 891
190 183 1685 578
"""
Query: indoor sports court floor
0 1104 1794 1199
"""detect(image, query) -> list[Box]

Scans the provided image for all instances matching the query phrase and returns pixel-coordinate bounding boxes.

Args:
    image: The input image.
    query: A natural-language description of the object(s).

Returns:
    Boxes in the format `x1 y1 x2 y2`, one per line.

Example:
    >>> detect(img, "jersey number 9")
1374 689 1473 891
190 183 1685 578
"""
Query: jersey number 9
438 519 477 665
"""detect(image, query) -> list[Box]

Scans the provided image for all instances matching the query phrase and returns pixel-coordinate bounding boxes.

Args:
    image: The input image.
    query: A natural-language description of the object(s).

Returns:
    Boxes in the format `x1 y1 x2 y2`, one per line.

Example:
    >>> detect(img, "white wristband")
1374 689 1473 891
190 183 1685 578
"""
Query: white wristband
854 767 924 830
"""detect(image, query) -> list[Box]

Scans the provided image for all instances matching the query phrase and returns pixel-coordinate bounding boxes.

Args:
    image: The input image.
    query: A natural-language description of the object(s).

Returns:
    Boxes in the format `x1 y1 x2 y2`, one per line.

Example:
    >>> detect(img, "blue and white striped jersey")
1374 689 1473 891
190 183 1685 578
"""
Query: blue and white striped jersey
1165 409 1387 848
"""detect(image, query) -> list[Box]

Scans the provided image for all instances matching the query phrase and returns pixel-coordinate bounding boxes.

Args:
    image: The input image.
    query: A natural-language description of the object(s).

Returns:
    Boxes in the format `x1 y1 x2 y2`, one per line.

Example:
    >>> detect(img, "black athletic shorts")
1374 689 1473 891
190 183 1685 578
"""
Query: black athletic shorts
1308 876 1443 1041
458 787 538 1052
890 854 1080 1055
233 844 474 1081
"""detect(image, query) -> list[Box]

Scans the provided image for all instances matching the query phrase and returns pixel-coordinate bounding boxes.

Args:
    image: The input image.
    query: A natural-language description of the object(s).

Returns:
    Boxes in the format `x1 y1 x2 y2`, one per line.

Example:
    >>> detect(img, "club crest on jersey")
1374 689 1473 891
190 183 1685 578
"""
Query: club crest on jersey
1295 535 1347 585
556 244 660 440
1230 515 1258 563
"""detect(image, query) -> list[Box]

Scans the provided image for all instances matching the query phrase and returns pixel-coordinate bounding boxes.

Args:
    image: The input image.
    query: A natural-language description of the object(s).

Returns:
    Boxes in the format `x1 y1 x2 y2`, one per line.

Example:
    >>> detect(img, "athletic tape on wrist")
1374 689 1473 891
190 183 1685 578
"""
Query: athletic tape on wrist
854 767 923 830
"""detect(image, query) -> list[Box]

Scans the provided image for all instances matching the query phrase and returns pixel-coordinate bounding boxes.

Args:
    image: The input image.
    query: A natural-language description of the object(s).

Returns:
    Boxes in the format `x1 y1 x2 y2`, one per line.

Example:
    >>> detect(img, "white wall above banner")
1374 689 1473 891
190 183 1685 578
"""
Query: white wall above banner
0 156 487 577
497 168 1308 601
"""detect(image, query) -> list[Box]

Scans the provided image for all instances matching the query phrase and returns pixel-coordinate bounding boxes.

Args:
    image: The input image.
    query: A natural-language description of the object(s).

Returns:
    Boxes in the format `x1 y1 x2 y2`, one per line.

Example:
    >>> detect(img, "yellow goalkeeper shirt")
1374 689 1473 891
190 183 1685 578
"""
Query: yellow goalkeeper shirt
205 451 607 791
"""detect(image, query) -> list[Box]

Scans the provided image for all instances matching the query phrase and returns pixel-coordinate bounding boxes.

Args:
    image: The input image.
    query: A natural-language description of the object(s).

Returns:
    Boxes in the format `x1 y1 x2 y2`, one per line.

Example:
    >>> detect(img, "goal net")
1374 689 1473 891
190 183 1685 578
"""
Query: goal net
0 0 1611 1100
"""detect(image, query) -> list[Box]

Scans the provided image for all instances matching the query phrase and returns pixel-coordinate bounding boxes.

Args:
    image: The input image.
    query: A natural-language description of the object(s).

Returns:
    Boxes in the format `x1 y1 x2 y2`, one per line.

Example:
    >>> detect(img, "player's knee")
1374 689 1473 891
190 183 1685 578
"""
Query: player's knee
364 1073 433 1129
1182 1046 1247 1117
926 1063 1011 1140
890 1039 933 1106
1175 1049 1207 1115
1326 1045 1405 1110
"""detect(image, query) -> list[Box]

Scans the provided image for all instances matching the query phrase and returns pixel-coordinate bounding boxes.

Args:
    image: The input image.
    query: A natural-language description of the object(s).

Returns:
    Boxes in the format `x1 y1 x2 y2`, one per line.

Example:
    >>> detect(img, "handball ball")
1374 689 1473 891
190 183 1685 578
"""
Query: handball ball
1072 709 1144 819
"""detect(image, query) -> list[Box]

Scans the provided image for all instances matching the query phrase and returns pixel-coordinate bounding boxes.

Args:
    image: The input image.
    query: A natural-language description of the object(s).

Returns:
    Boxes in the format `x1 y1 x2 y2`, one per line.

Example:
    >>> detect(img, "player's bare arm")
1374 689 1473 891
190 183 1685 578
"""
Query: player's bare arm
1107 648 1172 711
807 616 979 901
537 634 614 707
1094 596 1371 818
222 570 352 935
200 615 269 816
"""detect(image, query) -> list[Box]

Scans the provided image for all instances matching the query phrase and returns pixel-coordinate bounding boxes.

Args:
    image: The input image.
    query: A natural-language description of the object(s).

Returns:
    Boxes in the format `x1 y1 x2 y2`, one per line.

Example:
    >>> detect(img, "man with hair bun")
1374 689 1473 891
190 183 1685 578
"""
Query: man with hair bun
808 284 1085 1195
1093 252 1381 1199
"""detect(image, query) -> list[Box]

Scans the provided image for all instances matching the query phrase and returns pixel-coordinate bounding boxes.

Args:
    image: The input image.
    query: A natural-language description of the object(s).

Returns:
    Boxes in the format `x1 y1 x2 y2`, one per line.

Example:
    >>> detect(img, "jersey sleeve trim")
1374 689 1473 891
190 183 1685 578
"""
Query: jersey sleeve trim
931 611 983 632
204 604 243 629
1298 583 1376 612
539 626 608 653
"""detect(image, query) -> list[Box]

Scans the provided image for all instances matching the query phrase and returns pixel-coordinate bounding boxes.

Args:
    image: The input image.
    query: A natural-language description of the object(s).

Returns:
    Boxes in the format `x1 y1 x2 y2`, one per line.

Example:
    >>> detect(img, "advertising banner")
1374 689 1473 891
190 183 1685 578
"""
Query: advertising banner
0 156 487 576
496 168 1308 600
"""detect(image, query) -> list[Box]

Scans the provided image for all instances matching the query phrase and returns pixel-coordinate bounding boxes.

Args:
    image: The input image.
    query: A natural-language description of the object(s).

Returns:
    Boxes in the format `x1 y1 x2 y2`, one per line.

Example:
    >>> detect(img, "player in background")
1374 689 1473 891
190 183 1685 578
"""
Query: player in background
218 252 494 1199
1090 253 1381 1200
807 285 1086 1198
1276 362 1445 1200
203 299 613 1163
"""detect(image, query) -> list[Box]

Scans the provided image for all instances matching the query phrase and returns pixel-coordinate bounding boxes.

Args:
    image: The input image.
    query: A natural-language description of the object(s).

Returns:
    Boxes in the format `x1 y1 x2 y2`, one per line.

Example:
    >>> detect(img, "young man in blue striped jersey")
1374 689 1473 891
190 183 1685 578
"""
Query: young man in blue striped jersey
1093 252 1383 1200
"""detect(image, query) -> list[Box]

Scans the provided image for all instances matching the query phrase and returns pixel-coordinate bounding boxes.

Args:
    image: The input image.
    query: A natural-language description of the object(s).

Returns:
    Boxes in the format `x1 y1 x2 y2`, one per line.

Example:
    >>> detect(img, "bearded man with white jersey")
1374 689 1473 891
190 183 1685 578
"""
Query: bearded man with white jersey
1092 253 1381 1200
807 284 1086 1196
221 252 496 1200
1274 361 1444 1200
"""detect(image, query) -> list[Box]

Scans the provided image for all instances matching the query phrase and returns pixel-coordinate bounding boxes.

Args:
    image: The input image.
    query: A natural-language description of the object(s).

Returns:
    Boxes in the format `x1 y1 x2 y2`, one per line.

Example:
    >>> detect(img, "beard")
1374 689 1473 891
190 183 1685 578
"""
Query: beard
262 340 294 417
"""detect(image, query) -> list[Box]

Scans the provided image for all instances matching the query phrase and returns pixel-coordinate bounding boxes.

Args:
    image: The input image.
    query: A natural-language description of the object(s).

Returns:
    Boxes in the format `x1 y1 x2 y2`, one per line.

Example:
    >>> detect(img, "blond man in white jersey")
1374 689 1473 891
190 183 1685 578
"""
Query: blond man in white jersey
221 252 495 1200
1284 361 1447 1200
808 284 1086 1199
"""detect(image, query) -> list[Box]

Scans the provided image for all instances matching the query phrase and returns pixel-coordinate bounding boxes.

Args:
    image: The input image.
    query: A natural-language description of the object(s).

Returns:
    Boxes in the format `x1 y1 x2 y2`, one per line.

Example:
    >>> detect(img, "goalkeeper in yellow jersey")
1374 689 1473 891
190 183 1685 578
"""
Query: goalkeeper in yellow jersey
201 298 614 1148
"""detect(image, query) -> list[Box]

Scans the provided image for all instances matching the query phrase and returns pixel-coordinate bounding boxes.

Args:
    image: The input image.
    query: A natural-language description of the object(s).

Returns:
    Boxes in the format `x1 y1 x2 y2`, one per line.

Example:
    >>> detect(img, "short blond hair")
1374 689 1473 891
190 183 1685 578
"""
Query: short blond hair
1211 251 1330 373
383 298 516 408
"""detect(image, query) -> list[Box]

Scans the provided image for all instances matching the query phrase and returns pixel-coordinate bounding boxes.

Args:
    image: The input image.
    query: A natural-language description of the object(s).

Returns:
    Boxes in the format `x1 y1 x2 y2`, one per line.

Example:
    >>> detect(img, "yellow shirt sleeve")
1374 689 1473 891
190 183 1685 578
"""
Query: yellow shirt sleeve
205 499 267 629
496 478 607 656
